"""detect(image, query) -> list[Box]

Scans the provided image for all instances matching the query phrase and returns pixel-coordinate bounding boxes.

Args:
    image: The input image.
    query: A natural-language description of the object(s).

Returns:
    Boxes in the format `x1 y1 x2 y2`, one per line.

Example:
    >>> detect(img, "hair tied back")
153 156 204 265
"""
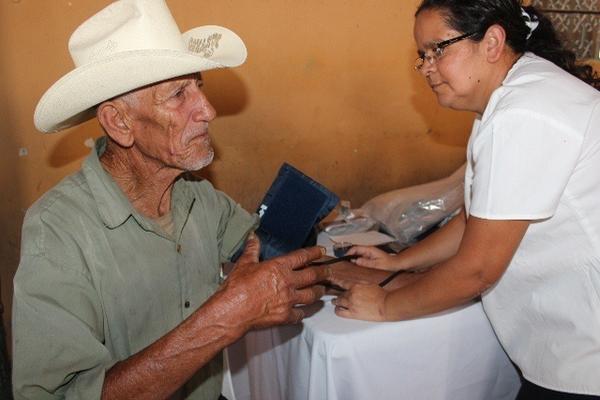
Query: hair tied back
521 7 539 40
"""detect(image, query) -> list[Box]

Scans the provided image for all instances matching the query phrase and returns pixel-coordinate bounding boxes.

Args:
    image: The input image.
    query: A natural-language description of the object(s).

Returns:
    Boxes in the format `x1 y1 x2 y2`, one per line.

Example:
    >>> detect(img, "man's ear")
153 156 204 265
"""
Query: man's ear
482 24 507 63
97 101 135 148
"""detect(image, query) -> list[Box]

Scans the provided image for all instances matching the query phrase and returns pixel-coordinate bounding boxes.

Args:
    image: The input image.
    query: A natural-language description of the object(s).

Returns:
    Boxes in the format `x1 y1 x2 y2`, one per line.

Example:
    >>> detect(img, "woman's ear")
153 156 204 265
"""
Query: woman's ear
482 24 508 63
97 101 135 148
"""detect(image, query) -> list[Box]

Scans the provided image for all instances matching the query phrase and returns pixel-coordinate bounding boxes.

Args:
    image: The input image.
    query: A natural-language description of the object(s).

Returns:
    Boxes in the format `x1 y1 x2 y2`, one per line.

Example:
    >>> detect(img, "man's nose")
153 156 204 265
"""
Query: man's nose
191 89 217 123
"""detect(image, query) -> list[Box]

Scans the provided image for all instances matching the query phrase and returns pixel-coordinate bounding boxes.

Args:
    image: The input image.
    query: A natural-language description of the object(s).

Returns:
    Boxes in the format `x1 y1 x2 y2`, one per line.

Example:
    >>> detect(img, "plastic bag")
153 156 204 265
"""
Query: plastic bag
359 164 466 246
323 214 379 236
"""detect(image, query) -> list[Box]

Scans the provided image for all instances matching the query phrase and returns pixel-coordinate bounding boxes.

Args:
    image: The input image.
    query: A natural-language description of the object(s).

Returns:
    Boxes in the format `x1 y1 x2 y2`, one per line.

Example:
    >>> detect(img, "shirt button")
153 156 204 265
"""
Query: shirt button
176 244 182 253
184 301 190 308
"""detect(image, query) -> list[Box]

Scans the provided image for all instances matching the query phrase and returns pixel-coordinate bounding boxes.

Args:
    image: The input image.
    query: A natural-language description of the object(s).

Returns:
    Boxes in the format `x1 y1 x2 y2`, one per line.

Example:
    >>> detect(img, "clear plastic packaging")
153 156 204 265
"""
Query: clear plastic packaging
323 215 378 236
358 164 466 246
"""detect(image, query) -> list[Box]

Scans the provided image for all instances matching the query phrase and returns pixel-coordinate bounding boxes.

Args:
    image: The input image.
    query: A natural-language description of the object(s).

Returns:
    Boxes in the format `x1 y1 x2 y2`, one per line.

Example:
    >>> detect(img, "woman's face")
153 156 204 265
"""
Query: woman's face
413 9 488 113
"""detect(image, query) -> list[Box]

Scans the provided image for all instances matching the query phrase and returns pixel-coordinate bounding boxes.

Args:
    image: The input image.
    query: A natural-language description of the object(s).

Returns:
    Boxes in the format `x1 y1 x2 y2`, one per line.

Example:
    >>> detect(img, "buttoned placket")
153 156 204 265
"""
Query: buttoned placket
173 195 197 319
126 188 197 320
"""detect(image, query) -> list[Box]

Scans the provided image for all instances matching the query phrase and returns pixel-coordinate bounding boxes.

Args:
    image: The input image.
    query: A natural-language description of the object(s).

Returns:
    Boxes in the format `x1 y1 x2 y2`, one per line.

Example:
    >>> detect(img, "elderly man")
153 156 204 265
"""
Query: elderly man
12 1 329 399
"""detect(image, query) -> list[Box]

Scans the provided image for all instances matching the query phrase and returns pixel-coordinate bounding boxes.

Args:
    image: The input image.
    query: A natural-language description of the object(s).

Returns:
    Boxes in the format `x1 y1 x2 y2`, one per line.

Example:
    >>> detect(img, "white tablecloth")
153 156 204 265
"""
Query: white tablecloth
229 296 520 400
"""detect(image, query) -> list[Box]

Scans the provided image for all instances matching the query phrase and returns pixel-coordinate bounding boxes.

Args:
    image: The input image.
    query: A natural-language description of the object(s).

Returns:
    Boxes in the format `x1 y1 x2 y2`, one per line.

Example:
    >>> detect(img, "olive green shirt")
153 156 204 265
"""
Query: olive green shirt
12 137 258 399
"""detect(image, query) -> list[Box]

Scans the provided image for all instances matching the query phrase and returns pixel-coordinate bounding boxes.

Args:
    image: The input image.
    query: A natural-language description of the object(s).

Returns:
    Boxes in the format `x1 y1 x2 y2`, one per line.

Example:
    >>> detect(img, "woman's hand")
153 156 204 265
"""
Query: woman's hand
346 245 401 271
332 282 388 321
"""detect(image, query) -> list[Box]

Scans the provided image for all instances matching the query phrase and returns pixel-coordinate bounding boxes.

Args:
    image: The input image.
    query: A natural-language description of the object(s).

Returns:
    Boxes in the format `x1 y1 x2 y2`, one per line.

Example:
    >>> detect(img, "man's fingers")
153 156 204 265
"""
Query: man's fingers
288 308 305 324
271 246 326 271
327 274 354 291
291 265 331 288
237 233 260 265
295 285 326 305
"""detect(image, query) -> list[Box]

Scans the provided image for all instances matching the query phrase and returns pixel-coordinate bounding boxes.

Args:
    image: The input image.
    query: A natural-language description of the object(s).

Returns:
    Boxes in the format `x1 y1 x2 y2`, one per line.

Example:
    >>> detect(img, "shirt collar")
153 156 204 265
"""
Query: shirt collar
81 136 197 232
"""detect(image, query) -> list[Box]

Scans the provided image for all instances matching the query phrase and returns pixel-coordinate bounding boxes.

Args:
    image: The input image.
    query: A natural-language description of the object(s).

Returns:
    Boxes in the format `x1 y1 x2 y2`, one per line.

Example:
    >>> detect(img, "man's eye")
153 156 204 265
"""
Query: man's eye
174 88 185 98
434 47 444 57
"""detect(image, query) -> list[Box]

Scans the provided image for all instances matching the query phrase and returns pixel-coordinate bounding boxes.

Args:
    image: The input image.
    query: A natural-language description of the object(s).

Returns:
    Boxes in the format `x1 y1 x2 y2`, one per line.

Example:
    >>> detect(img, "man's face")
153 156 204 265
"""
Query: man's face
124 73 217 172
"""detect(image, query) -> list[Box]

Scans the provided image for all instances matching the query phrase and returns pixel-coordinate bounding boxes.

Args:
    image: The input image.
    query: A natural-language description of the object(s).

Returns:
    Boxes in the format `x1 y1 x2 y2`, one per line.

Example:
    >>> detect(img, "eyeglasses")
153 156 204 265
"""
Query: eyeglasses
414 31 477 71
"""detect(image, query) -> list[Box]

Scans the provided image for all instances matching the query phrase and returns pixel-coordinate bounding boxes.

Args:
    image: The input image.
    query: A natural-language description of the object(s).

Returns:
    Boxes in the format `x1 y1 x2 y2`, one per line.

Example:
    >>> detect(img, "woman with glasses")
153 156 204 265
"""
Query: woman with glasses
331 1 600 398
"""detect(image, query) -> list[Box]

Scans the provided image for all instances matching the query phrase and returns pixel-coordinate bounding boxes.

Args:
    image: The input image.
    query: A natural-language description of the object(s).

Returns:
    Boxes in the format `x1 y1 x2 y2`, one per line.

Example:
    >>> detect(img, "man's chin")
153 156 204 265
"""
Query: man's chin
186 151 215 172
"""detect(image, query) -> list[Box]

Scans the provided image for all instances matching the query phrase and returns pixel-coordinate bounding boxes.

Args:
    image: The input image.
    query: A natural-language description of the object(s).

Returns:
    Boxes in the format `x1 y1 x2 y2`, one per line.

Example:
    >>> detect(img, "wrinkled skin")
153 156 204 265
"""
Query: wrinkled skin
98 73 218 218
97 74 331 400
102 235 329 400
217 234 329 330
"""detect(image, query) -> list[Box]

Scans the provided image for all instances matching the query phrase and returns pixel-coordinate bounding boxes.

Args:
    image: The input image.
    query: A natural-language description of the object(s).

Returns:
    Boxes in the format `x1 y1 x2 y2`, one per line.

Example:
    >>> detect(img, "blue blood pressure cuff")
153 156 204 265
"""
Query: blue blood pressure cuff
253 163 339 260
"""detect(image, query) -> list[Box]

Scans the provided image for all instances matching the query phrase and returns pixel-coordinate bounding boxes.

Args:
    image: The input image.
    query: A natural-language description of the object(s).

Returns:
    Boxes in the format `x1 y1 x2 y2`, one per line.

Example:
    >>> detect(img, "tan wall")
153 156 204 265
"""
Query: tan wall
0 0 474 349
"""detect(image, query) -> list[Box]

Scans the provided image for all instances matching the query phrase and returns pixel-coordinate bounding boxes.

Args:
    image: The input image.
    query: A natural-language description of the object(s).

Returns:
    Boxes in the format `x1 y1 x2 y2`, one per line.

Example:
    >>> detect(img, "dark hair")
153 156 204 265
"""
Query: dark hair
416 0 600 90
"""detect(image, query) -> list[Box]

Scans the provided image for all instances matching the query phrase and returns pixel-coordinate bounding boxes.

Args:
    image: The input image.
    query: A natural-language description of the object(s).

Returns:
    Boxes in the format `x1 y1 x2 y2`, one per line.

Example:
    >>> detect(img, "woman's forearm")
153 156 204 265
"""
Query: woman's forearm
382 216 529 321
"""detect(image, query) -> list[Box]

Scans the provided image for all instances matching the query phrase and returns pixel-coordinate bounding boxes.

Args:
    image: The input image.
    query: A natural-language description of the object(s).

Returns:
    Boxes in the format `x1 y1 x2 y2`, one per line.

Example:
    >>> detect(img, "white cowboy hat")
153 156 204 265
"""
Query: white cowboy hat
34 0 247 133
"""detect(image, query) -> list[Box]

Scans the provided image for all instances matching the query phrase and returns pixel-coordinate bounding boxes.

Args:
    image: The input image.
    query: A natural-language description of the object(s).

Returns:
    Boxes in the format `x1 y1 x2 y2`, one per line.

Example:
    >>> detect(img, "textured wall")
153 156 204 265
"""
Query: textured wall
531 0 600 60
0 0 474 348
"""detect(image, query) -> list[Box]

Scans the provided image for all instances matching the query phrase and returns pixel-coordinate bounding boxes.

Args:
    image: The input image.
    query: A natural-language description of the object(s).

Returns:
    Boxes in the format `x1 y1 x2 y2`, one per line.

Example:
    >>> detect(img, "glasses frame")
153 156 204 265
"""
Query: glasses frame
414 31 478 71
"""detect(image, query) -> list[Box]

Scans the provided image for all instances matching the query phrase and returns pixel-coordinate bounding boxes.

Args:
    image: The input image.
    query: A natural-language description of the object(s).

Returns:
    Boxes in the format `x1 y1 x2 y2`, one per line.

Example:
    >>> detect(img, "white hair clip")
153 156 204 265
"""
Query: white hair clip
521 7 539 40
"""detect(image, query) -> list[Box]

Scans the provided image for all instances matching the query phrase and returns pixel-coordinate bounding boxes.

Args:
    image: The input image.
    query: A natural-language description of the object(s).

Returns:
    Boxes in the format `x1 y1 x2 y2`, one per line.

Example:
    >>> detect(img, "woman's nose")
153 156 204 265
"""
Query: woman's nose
419 57 437 76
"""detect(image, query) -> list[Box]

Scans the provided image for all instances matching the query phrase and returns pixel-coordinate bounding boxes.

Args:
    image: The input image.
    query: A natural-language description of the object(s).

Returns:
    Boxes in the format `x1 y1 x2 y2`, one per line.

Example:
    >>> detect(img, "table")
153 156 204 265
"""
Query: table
229 296 520 400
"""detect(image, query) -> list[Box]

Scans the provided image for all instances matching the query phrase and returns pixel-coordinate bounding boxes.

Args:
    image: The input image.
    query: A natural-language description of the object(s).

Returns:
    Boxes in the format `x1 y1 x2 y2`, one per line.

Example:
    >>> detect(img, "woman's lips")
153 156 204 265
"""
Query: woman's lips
430 82 449 94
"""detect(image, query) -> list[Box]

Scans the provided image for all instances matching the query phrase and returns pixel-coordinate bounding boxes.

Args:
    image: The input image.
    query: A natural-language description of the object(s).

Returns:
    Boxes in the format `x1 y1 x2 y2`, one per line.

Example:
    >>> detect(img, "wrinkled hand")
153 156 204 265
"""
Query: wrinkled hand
221 234 329 332
326 260 384 289
346 245 398 271
332 281 388 321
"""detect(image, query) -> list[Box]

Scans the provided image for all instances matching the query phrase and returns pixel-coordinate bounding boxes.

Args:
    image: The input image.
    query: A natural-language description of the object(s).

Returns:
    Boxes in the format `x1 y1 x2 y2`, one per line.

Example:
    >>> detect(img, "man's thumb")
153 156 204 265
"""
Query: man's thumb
237 232 260 265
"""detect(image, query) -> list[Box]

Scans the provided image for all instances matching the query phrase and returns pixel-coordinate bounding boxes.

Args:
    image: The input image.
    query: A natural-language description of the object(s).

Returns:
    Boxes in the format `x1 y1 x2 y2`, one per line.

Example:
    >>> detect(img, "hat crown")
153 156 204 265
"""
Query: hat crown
35 0 247 133
69 0 185 67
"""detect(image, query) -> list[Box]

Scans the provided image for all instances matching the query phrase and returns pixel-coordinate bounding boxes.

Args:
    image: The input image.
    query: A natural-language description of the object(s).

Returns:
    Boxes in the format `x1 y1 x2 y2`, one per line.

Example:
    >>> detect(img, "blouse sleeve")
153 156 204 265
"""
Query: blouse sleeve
468 108 583 220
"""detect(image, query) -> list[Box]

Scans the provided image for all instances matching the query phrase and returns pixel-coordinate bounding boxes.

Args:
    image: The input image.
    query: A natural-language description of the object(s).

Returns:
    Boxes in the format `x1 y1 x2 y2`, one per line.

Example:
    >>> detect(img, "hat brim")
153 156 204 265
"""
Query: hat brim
34 27 247 133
